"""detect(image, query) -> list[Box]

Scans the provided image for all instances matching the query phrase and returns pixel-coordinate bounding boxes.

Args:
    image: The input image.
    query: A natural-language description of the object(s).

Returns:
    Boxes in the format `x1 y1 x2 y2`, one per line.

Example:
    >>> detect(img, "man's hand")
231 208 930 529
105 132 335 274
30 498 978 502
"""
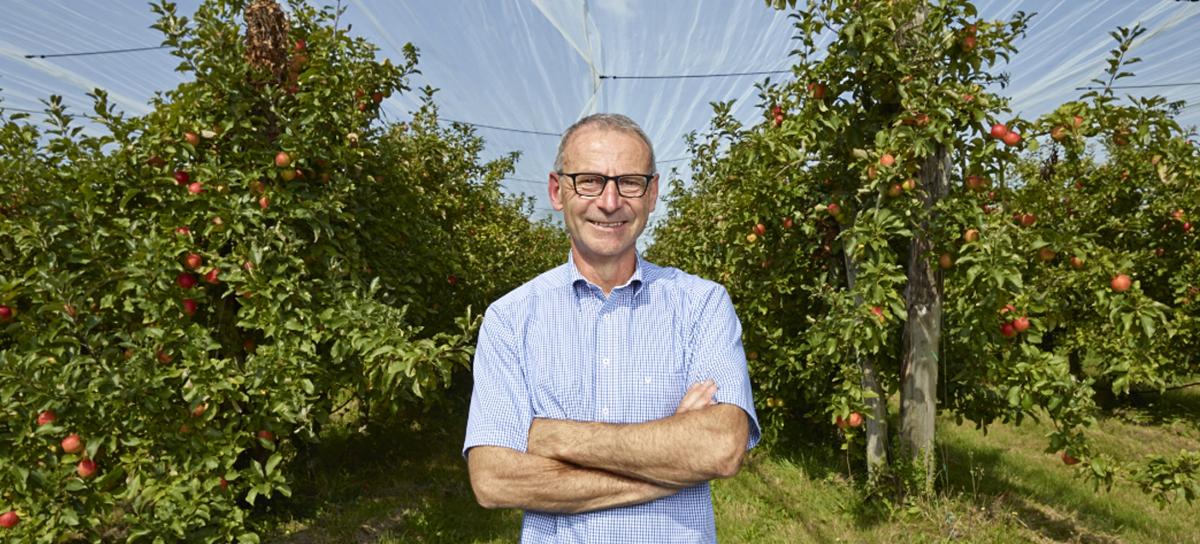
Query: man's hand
675 379 718 415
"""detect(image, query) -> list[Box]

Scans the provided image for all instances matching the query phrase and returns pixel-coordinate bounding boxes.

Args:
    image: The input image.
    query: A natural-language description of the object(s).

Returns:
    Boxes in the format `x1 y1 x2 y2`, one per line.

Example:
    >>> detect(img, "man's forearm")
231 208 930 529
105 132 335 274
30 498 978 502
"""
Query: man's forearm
527 403 750 488
467 445 677 514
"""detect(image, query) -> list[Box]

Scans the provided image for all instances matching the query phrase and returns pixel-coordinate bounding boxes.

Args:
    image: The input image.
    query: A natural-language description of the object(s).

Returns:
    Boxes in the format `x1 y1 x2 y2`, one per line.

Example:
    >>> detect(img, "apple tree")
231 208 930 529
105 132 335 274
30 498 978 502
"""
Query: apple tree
0 0 562 540
651 0 1198 501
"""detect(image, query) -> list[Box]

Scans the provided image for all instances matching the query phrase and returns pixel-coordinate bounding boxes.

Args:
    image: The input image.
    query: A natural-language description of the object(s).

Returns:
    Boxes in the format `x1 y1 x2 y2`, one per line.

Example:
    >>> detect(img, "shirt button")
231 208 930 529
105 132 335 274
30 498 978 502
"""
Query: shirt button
602 357 610 366
601 408 609 416
644 376 652 384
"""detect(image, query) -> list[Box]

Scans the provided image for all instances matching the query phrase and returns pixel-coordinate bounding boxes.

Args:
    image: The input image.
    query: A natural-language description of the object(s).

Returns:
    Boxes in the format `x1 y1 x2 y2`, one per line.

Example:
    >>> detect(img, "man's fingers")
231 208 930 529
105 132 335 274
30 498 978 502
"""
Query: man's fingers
675 380 718 414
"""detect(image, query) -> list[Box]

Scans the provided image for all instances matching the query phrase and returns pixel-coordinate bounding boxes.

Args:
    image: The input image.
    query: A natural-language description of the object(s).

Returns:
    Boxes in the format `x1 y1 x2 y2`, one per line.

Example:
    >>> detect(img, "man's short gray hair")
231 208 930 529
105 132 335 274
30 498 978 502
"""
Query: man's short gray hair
553 113 657 174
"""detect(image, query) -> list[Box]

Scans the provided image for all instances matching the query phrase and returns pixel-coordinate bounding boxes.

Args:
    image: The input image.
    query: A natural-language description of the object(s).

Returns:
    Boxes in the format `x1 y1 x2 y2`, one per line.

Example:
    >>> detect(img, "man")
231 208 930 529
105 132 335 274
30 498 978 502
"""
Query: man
463 113 759 543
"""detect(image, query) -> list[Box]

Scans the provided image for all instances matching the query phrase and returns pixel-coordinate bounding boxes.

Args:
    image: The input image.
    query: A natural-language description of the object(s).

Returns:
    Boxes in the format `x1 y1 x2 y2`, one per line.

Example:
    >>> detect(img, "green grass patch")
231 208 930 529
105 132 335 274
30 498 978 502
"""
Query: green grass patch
263 389 1200 543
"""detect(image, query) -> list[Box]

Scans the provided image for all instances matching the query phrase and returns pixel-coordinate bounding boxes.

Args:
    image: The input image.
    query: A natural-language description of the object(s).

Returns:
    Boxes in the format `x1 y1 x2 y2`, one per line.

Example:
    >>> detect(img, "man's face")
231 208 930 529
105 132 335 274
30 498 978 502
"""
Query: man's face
550 127 658 264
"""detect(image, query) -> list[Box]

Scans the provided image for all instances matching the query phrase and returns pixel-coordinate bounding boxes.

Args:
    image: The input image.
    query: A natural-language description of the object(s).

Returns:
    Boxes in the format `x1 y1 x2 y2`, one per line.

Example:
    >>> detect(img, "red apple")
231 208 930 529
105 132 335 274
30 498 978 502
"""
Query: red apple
1072 115 1084 129
1069 256 1085 270
1000 304 1017 315
259 196 270 210
257 430 275 442
181 298 198 316
938 254 953 270
965 175 987 192
1061 451 1079 465
184 253 203 270
1171 209 1184 221
447 274 458 286
1111 274 1131 293
847 412 863 427
753 223 766 236
293 39 306 52
157 350 173 364
174 170 190 185
1184 222 1193 233
280 168 296 182
372 91 384 104
274 151 292 168
835 415 848 429
37 409 57 426
871 306 884 322
175 226 191 236
1003 131 1021 146
1020 213 1037 227
191 402 207 418
902 178 916 191
77 459 97 479
184 132 200 146
990 123 1008 139
1050 125 1067 141
771 105 782 117
177 273 197 290
782 216 794 229
773 114 783 128
1000 322 1016 338
1038 247 1056 262
962 34 977 50
187 182 203 194
1013 316 1030 333
827 203 841 216
1155 248 1165 258
887 183 902 198
963 229 979 243
204 268 220 284
808 82 827 100
61 433 83 454
0 511 18 529
879 154 895 167
220 477 229 490
0 305 11 322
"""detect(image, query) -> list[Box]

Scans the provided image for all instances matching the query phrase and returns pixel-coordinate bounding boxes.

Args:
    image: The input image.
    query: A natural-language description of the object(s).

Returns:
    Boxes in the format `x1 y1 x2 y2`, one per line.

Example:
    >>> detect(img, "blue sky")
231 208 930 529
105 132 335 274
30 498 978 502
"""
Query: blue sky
2 1 1198 231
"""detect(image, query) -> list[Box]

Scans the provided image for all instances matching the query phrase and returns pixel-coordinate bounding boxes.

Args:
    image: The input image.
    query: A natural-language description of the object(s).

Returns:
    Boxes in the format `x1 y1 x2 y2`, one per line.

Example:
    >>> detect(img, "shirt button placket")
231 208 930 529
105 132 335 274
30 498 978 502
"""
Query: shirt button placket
600 308 615 421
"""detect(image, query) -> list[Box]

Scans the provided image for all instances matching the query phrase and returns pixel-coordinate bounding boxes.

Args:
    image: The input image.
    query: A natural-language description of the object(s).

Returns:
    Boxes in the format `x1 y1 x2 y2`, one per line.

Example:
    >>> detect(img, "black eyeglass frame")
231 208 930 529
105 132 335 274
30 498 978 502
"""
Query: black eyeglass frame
556 172 657 198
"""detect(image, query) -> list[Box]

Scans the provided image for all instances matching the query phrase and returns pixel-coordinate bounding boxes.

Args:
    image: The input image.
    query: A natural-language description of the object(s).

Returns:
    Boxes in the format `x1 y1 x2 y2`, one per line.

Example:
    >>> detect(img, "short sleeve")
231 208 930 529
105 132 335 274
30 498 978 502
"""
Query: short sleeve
463 305 533 457
688 285 761 450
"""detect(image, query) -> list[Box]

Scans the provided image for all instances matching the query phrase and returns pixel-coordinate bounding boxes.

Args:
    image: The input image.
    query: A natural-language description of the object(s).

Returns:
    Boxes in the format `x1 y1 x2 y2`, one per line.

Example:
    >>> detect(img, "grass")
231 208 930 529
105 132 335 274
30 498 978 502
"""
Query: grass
261 389 1200 543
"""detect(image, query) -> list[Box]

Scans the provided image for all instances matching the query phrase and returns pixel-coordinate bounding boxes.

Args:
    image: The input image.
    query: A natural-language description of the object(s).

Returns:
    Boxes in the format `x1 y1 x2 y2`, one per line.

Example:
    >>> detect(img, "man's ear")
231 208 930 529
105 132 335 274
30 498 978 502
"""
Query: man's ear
548 172 566 211
647 174 660 214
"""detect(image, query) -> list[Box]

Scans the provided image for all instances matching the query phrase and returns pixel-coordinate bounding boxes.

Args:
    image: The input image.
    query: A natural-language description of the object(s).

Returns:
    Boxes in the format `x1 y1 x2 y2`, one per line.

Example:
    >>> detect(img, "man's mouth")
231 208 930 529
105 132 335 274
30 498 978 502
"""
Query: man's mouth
588 220 628 229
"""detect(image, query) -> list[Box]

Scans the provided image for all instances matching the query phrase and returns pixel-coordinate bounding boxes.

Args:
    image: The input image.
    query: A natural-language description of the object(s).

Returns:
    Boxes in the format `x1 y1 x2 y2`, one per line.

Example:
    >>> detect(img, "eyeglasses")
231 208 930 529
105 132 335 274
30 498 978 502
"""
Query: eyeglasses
557 172 655 198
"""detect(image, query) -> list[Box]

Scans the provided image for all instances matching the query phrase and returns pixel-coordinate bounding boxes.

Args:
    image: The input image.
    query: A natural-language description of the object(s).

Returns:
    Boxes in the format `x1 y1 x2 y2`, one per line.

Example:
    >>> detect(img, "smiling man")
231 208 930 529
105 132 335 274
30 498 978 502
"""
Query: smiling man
463 113 759 543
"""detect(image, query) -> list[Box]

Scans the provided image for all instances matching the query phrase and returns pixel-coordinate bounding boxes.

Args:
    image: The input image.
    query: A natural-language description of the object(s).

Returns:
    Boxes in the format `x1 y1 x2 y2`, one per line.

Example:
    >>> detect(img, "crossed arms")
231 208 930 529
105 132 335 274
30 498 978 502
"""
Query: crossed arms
467 380 751 514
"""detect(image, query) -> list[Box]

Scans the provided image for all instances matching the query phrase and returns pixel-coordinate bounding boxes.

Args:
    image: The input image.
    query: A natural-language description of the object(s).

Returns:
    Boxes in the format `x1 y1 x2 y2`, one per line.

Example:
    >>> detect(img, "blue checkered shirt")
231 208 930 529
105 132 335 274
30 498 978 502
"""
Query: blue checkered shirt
464 252 760 543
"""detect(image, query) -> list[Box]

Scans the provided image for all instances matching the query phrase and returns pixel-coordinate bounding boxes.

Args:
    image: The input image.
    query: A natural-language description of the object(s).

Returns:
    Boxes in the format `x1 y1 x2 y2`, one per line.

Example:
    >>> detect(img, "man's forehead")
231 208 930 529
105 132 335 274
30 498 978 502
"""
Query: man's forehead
563 127 650 163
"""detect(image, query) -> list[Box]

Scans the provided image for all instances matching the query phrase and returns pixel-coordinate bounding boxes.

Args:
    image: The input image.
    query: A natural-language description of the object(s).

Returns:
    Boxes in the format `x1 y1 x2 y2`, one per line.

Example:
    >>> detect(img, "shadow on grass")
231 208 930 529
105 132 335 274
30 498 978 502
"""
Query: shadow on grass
745 422 897 538
937 436 1132 544
1122 386 1200 429
260 410 518 544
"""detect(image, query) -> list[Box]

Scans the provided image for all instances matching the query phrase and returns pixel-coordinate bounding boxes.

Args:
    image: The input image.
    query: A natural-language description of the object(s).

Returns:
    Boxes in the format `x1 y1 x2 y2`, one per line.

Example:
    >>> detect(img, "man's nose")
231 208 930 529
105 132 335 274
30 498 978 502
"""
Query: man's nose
594 178 623 211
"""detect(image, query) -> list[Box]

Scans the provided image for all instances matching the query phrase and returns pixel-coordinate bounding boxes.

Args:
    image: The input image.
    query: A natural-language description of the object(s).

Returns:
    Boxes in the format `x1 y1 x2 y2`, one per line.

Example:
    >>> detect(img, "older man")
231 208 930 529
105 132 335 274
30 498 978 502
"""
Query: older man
464 113 759 543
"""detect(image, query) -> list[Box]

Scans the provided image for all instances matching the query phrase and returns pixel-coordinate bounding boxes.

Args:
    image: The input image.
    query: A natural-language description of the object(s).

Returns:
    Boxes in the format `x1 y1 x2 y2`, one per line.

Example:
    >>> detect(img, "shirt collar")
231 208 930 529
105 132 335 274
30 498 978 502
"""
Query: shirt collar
566 251 646 298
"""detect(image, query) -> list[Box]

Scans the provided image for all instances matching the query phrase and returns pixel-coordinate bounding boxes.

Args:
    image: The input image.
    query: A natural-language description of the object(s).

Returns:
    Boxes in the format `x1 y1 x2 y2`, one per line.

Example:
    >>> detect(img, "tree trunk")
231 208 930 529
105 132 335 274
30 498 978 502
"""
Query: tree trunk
843 235 889 474
900 146 949 493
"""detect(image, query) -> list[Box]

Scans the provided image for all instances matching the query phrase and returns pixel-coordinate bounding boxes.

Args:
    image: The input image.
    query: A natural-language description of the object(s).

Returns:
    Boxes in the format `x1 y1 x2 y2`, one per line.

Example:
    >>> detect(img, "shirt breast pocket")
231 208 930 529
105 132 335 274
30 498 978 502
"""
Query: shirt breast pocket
622 368 686 423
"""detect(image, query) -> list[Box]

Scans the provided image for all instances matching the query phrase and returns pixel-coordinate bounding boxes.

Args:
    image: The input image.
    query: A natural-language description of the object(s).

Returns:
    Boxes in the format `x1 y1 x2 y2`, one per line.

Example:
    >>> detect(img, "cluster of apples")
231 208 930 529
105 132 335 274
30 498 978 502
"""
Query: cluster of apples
989 122 1021 147
997 304 1030 338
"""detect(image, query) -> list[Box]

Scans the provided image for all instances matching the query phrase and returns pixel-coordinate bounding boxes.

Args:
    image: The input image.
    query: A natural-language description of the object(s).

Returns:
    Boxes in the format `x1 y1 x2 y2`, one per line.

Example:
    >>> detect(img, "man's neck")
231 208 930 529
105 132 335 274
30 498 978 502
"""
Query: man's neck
572 246 637 296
